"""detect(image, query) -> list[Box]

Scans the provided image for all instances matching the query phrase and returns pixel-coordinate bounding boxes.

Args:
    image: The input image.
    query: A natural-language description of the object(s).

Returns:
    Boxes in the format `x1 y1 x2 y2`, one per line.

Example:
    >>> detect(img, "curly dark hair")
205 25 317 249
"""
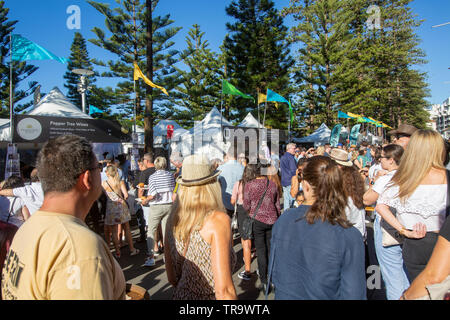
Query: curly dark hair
340 165 365 210
36 135 96 194
2 175 25 189
302 156 352 228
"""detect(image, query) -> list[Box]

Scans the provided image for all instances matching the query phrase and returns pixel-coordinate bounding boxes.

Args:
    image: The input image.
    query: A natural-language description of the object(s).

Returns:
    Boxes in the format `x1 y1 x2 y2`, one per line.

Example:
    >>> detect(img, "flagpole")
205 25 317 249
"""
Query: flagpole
9 33 13 143
220 90 223 140
133 79 137 135
257 94 260 130
263 101 267 128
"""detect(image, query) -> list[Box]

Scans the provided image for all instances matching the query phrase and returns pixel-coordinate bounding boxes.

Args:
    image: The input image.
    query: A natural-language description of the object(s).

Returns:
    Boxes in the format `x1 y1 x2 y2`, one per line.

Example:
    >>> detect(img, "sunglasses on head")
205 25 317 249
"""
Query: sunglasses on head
395 133 411 139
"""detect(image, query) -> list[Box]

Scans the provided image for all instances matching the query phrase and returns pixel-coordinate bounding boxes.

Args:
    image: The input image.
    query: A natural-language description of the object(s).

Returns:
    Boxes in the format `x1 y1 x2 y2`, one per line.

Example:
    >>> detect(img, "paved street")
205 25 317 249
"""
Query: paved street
106 215 385 300
117 227 274 300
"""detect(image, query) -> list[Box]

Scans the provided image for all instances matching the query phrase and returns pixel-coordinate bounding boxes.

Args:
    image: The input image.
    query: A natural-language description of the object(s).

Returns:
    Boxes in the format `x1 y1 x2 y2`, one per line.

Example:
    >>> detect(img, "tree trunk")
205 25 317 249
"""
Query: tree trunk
145 0 154 154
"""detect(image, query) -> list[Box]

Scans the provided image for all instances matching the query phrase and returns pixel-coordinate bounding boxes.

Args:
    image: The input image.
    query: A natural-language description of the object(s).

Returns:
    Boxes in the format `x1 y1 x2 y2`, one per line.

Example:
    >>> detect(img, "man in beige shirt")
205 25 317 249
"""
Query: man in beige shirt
1 135 126 300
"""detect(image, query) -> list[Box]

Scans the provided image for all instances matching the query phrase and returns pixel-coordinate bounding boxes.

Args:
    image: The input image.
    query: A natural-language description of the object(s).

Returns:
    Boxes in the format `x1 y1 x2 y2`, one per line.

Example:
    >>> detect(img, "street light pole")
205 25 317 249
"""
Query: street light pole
72 69 94 114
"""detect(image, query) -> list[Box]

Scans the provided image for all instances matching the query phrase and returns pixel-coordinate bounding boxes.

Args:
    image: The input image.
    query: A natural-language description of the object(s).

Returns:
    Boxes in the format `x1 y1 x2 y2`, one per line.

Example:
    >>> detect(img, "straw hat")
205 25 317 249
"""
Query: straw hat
329 148 353 167
176 154 221 186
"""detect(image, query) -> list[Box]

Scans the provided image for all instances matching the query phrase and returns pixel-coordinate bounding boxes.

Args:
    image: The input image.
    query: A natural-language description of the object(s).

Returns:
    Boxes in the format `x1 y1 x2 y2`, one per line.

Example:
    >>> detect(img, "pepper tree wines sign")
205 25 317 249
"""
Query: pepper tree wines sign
13 115 130 143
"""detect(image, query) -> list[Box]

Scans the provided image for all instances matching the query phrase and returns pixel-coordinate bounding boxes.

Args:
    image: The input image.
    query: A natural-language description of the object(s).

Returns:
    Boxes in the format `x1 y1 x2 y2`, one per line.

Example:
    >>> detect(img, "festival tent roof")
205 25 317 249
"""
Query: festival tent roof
292 123 331 144
0 87 93 142
238 112 265 128
28 87 93 119
131 120 188 145
171 107 231 160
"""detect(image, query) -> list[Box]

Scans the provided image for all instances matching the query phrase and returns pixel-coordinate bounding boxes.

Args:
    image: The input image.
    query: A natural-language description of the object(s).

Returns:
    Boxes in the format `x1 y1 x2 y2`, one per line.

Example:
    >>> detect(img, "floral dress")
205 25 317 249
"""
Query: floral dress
103 188 131 226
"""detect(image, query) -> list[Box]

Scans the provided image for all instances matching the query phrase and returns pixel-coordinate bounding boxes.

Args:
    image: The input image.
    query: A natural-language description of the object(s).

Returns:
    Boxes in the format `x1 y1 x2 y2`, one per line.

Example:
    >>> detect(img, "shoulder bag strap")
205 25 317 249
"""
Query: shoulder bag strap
446 170 450 218
106 180 125 201
6 197 18 223
251 178 270 220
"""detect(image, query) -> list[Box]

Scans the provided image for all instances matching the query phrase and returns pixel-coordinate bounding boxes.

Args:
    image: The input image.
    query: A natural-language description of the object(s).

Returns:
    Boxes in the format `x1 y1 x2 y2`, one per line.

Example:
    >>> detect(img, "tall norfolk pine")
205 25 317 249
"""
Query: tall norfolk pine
223 0 294 129
0 0 38 116
88 0 181 152
174 24 223 127
284 0 430 133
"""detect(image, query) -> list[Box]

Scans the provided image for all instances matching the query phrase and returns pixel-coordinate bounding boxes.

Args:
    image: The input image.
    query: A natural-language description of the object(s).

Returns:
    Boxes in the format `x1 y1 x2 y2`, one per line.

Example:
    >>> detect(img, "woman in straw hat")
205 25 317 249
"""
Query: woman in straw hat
164 155 237 300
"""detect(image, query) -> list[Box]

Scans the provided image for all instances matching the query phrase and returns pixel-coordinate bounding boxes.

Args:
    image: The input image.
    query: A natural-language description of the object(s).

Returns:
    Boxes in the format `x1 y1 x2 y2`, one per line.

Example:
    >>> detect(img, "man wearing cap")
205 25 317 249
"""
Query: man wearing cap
388 124 418 148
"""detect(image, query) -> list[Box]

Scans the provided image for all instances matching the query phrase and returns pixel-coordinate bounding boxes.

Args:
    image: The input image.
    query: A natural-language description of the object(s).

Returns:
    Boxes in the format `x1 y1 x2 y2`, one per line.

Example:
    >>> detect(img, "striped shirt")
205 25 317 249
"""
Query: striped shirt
147 170 175 205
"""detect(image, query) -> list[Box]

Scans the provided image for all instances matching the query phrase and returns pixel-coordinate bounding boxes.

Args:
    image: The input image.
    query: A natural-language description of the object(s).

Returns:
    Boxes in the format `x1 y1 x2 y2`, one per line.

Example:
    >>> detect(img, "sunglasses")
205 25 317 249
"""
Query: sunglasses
395 133 411 139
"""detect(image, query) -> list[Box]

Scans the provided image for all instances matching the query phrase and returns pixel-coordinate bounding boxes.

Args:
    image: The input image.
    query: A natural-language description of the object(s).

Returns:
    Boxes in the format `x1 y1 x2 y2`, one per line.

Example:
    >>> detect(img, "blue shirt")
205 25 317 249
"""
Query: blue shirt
218 160 244 211
280 152 297 187
268 205 366 300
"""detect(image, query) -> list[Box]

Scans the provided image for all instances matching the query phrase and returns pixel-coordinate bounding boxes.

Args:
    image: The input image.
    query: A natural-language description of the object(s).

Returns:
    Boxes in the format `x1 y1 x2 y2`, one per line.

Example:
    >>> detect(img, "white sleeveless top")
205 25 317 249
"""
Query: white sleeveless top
378 184 447 232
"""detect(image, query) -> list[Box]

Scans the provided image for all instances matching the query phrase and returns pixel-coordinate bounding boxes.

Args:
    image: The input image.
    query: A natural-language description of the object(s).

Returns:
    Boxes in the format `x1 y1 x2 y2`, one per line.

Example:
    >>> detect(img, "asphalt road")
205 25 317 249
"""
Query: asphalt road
109 217 385 300
116 228 273 300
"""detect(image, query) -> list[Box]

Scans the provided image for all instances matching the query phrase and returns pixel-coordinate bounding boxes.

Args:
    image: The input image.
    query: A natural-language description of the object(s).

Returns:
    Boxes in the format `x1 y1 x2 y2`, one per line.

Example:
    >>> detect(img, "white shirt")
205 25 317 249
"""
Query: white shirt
345 197 366 240
13 182 44 216
0 196 26 228
369 163 382 181
372 170 396 195
378 183 447 232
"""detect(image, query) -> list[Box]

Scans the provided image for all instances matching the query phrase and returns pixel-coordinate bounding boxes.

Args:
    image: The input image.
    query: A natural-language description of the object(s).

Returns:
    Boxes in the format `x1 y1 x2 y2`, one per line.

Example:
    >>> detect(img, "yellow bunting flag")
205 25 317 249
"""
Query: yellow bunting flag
258 93 267 105
133 62 168 96
347 112 361 118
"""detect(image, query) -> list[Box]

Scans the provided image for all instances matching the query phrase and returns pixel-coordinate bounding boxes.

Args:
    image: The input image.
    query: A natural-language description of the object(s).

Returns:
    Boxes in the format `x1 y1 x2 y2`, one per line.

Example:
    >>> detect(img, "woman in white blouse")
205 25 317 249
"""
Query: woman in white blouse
376 130 447 282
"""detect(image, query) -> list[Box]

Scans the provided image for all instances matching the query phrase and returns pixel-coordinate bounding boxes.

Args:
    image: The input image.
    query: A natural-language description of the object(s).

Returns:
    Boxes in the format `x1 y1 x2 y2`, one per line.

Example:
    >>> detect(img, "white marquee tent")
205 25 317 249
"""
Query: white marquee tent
292 123 331 145
170 107 232 160
238 112 265 128
0 87 124 160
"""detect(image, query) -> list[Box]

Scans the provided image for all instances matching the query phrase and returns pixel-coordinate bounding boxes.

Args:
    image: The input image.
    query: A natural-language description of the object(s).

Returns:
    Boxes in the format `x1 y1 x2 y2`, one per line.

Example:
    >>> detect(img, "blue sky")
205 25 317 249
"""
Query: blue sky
5 0 450 110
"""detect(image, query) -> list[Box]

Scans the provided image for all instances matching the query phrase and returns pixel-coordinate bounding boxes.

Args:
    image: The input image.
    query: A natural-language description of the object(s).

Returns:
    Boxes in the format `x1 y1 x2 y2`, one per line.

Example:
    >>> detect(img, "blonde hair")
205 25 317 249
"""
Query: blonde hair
105 165 121 195
171 180 224 243
390 129 446 202
154 156 167 170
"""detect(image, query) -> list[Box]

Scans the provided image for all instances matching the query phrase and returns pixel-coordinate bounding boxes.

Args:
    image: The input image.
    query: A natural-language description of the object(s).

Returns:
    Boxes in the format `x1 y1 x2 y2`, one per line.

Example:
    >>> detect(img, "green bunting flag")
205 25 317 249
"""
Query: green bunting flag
288 100 294 124
222 80 254 101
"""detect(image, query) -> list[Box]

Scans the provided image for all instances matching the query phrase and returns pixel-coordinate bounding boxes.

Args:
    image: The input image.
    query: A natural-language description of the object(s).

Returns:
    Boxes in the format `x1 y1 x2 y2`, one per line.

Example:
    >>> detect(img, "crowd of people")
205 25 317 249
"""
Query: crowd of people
0 123 449 300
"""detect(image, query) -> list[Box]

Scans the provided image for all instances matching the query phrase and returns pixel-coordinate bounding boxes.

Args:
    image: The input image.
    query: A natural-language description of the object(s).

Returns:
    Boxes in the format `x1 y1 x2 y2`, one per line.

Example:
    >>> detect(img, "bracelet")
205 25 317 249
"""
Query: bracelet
400 290 408 300
399 227 408 237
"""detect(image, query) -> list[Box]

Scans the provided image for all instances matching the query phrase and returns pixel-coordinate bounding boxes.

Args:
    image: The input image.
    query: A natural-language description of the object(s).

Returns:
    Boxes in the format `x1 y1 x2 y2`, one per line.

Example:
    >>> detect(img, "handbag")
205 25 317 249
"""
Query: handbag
241 179 270 240
381 206 404 247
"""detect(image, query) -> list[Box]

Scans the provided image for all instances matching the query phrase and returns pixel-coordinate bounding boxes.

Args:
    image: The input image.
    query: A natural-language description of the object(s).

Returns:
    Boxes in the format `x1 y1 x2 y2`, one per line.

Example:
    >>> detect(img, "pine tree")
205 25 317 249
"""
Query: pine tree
63 32 96 111
223 0 294 128
283 0 430 132
0 0 38 116
174 24 223 127
88 0 181 152
283 0 356 131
